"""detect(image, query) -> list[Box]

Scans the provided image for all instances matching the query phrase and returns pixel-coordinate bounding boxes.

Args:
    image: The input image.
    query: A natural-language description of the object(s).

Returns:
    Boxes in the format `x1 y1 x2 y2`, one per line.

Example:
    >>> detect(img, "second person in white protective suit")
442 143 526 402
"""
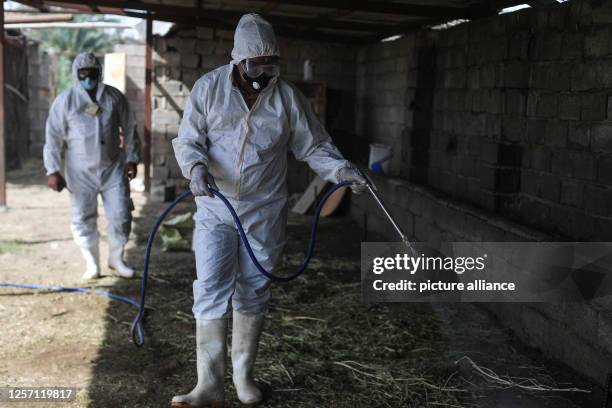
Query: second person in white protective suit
43 52 141 281
172 13 366 407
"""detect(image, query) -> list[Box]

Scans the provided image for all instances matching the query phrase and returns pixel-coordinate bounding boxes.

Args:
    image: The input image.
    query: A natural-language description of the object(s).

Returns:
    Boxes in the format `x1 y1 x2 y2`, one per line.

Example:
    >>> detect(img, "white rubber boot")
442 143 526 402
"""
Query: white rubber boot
231 311 264 405
172 319 228 408
107 240 135 279
80 245 100 280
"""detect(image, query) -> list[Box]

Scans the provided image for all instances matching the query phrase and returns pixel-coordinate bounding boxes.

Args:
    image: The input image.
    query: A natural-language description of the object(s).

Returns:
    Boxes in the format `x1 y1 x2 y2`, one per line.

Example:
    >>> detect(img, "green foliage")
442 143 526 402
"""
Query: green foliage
28 15 124 93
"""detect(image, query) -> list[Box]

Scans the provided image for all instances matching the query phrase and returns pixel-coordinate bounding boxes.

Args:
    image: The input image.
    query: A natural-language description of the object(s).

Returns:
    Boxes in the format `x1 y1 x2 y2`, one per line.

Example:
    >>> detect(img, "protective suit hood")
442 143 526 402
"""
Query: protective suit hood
231 14 280 65
72 52 103 83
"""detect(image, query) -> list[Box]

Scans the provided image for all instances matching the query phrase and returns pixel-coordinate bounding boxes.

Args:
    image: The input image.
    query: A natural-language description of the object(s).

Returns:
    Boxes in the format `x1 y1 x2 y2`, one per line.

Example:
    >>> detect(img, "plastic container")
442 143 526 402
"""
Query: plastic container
368 143 392 175
303 60 313 81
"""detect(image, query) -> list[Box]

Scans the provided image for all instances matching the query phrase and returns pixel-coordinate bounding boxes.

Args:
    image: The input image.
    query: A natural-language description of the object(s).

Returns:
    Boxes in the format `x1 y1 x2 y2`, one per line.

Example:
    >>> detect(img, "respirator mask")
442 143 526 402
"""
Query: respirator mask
77 68 101 91
240 57 280 91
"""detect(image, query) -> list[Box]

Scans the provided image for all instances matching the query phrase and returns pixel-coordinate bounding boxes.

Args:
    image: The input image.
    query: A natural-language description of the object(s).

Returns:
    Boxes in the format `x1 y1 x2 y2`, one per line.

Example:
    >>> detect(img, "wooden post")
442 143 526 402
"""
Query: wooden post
0 0 6 208
144 13 152 193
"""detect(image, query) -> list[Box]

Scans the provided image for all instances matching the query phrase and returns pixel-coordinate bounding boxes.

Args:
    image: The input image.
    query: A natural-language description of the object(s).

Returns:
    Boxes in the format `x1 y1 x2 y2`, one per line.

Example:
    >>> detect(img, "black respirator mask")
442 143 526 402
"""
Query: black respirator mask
240 58 280 91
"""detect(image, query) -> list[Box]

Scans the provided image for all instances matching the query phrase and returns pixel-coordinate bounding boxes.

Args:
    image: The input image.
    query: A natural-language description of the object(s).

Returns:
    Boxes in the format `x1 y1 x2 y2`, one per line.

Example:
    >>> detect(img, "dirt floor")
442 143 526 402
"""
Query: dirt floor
0 159 604 408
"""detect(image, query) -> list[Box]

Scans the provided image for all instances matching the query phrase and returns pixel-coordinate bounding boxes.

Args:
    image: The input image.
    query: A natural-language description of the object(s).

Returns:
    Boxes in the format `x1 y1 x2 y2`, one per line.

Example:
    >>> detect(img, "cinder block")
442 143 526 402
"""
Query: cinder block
196 27 214 40
584 184 611 216
543 120 567 148
464 113 487 136
499 143 523 166
591 124 612 153
158 51 180 66
548 5 569 30
486 114 502 138
531 63 570 91
571 61 607 91
526 91 539 116
584 26 609 57
505 90 526 115
508 30 530 60
521 169 539 196
479 65 495 89
527 118 546 144
597 156 612 184
154 79 185 96
538 173 561 201
152 109 182 126
541 33 563 61
552 151 596 181
551 150 573 177
504 61 530 88
568 123 590 150
581 93 607 121
501 116 527 142
535 92 558 118
558 93 581 120
178 28 197 38
561 180 583 207
483 90 504 114
572 152 597 181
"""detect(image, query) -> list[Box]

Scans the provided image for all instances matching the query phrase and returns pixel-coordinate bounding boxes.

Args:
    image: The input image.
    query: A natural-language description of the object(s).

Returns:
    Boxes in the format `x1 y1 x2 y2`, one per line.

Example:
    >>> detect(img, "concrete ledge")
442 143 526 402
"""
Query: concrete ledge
350 172 612 385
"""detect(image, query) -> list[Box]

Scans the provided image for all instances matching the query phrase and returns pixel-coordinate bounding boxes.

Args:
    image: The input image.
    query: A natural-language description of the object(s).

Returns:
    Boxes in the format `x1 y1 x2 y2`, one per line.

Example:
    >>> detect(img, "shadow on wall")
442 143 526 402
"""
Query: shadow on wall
403 46 437 184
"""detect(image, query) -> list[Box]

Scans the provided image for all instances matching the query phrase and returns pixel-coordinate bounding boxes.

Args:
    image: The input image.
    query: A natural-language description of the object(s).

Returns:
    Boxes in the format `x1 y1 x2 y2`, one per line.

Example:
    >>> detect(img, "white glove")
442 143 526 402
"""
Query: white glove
190 164 218 197
337 165 367 194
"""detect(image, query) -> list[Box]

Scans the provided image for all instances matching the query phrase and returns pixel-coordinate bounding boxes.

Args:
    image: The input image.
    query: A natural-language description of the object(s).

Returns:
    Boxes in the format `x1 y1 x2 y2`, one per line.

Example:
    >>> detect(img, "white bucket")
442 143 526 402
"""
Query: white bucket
368 143 392 175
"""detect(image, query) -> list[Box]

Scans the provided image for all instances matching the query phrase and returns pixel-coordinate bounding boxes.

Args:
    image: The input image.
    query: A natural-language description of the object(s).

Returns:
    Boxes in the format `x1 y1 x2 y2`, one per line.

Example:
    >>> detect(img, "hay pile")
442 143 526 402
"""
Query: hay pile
249 269 466 407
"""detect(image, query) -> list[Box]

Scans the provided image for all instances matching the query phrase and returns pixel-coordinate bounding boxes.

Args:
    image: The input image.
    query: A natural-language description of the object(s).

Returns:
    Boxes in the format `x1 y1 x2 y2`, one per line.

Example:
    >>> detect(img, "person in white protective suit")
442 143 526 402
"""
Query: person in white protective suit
43 52 140 281
171 13 366 407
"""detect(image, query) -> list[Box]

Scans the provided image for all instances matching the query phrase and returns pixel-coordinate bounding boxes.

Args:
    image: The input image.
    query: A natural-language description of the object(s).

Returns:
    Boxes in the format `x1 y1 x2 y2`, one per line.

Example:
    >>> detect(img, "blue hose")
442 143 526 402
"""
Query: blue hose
131 181 351 346
1 182 351 348
0 283 140 308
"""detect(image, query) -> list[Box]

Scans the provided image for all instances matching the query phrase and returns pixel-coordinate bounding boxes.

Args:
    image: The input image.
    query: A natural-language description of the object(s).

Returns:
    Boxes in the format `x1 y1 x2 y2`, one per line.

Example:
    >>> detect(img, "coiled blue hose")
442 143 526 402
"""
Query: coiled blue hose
1 182 351 348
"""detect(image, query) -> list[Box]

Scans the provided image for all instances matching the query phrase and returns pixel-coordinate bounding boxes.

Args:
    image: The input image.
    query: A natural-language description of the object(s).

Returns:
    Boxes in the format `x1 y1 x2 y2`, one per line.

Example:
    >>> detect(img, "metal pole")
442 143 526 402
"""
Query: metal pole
0 0 6 208
144 13 152 193
358 169 417 256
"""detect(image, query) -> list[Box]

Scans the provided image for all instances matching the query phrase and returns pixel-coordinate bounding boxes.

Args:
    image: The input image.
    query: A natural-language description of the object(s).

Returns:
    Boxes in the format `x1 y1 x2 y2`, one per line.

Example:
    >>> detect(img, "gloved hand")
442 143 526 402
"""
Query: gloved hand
47 172 67 192
337 165 367 194
125 162 138 181
190 164 218 198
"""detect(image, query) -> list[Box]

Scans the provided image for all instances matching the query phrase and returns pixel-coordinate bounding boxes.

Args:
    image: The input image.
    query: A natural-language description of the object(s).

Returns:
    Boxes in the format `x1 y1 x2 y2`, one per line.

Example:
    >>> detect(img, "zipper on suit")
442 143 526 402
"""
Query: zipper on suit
235 89 265 200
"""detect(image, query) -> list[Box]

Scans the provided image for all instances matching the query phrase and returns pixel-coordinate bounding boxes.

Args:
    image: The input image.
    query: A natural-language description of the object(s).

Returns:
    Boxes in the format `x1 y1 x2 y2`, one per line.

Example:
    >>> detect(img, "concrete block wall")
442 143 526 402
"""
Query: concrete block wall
356 0 612 243
355 33 437 177
151 26 357 187
145 2 612 384
27 41 53 157
353 0 612 385
113 43 146 143
351 171 612 385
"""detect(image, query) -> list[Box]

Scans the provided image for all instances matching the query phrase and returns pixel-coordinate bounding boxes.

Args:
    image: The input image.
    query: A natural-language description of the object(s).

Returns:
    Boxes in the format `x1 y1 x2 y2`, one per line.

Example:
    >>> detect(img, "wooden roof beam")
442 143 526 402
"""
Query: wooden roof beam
123 10 364 44
256 0 472 18
34 0 397 32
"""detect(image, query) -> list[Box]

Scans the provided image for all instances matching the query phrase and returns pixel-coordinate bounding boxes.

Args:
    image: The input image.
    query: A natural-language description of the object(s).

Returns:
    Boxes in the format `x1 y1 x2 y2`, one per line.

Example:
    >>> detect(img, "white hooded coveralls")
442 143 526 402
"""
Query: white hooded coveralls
173 14 349 319
43 52 140 253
